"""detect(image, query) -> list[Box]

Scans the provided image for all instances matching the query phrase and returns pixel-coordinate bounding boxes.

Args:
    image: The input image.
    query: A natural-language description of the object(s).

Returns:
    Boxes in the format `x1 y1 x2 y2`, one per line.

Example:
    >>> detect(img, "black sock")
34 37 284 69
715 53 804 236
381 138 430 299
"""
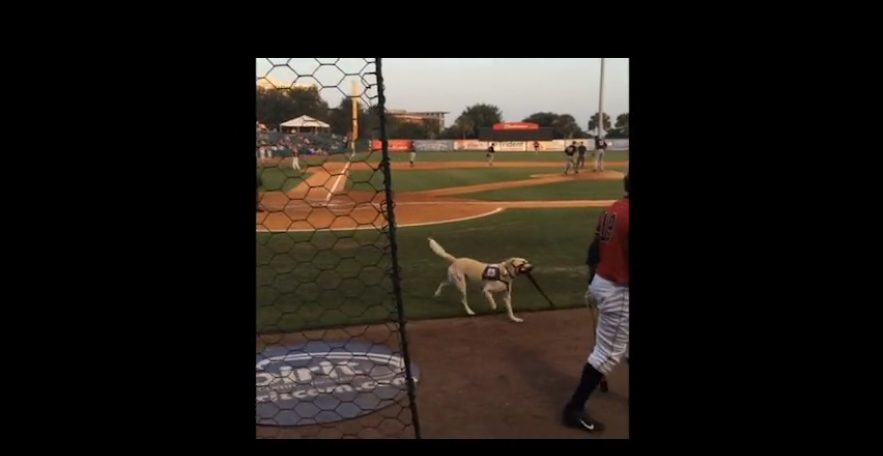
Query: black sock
566 362 603 411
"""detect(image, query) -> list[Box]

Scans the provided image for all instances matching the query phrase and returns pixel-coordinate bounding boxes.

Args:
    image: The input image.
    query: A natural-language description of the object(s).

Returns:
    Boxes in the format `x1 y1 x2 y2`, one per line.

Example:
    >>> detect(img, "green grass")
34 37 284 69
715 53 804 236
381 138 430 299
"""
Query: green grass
460 179 626 201
258 166 311 192
346 168 549 193
264 150 628 168
355 150 629 164
257 207 602 333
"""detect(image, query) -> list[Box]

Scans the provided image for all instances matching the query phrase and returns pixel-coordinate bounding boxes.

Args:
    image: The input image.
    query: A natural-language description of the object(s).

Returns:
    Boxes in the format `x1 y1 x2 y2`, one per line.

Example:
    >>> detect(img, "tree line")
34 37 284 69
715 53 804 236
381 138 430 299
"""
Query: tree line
256 86 629 140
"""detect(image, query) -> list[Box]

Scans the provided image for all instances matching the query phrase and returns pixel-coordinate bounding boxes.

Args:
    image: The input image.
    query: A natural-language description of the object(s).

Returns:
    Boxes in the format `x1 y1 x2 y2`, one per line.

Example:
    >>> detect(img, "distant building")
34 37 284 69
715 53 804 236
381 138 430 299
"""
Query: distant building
257 76 316 90
387 109 448 133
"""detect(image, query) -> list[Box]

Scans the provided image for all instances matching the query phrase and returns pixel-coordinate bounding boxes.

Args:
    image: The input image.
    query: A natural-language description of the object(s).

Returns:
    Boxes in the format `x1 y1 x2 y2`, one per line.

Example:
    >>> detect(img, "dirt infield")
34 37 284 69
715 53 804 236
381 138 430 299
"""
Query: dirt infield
256 160 626 231
256 160 629 438
257 309 629 439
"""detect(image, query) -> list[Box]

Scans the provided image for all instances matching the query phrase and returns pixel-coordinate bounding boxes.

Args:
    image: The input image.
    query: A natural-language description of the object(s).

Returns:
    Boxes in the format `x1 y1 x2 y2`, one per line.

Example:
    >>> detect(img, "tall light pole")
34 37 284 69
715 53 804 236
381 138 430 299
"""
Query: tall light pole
597 58 606 138
351 79 359 155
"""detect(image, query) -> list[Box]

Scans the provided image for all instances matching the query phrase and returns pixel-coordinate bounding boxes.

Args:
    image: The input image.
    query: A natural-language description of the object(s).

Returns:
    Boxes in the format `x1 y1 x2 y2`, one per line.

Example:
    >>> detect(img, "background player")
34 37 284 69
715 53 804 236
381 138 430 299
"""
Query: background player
291 146 301 171
562 172 629 433
409 142 417 167
593 136 608 172
256 153 265 212
562 141 577 175
576 141 587 171
533 141 540 155
487 143 496 166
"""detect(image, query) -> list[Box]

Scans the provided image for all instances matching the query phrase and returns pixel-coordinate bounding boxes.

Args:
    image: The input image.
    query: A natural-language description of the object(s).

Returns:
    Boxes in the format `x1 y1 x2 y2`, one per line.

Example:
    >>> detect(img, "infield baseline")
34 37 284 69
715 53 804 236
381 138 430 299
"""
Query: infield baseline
323 150 356 204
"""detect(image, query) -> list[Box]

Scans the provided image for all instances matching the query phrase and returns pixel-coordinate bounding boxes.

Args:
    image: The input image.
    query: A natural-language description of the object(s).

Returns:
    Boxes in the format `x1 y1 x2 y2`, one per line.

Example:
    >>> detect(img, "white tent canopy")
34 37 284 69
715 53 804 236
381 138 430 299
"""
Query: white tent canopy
280 115 330 129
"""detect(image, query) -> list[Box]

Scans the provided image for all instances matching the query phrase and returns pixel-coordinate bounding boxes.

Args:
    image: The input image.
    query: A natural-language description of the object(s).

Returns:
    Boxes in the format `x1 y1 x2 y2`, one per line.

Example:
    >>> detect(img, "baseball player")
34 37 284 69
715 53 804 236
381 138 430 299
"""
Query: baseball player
486 143 496 166
533 141 540 155
291 147 301 171
562 141 577 175
258 138 269 160
256 155 265 212
593 136 608 172
562 172 629 433
409 142 417 167
576 141 587 171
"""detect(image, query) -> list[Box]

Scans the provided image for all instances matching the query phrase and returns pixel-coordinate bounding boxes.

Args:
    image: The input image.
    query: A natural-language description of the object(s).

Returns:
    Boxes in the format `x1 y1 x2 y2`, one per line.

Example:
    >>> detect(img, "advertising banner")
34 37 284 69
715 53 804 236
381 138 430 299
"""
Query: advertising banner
496 141 526 152
371 139 412 152
492 122 539 131
604 139 629 151
551 139 568 150
524 141 557 151
453 140 489 150
413 140 455 151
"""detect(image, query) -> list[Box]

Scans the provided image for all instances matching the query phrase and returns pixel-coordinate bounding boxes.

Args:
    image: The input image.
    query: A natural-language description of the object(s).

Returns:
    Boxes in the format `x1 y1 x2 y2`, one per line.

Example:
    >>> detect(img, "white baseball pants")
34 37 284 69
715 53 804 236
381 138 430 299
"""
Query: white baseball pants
587 274 629 375
291 155 300 170
593 150 605 171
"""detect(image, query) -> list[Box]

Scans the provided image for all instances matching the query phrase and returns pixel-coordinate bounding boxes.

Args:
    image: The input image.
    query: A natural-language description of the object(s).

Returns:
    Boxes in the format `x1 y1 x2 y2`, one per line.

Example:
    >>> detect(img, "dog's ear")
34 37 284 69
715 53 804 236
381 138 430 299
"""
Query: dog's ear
503 259 516 277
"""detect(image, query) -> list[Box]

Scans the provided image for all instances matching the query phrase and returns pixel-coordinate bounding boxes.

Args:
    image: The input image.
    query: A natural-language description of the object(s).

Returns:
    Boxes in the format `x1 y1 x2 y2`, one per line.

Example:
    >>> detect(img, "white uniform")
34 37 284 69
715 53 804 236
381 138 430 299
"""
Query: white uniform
586 275 629 375
291 149 300 170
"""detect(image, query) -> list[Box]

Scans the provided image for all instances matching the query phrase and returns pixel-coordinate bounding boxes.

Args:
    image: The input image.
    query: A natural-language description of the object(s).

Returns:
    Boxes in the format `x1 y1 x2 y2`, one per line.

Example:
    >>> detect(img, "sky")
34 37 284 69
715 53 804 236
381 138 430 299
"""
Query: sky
257 58 629 128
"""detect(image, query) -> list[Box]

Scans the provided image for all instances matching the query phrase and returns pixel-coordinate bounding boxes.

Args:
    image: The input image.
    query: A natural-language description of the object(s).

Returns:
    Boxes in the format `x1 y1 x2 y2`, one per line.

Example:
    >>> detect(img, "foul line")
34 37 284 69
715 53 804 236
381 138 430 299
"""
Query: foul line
261 199 617 209
256 208 505 233
324 150 356 204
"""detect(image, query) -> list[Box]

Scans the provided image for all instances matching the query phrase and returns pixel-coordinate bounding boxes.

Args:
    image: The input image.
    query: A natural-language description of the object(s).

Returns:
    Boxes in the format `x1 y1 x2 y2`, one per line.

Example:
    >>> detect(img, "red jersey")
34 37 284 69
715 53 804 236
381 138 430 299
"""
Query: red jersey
595 198 629 286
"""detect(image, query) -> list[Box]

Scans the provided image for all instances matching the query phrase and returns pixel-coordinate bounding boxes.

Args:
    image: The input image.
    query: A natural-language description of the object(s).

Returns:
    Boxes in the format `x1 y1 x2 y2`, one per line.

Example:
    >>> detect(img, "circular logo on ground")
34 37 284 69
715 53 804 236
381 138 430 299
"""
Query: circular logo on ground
256 341 420 427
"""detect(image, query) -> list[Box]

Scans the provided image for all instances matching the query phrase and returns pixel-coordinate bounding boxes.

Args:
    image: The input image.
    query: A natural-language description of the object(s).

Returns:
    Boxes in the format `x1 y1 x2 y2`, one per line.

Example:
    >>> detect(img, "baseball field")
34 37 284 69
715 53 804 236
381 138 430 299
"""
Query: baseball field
256 150 630 439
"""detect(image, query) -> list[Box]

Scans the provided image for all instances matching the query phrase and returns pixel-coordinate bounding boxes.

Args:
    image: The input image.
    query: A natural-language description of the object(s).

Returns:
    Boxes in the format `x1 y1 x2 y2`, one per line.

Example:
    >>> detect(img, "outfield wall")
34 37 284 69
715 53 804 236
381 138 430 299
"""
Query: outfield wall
359 139 629 153
446 139 629 151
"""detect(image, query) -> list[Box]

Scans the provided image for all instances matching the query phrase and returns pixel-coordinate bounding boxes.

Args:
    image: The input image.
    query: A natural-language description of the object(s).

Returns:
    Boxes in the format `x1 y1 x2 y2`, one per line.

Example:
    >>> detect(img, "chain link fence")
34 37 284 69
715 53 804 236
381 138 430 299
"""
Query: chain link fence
255 58 419 439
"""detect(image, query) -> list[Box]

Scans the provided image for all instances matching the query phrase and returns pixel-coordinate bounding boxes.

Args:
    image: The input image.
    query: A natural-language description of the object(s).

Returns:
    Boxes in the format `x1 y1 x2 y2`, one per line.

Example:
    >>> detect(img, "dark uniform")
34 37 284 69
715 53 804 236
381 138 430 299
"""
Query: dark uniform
486 143 496 166
593 137 607 172
576 142 588 170
563 141 577 175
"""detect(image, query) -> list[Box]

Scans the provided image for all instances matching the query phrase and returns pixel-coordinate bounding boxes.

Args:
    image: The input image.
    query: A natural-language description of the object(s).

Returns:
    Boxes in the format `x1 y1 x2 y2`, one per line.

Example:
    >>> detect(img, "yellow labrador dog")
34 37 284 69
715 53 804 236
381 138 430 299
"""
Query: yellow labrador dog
428 237 534 323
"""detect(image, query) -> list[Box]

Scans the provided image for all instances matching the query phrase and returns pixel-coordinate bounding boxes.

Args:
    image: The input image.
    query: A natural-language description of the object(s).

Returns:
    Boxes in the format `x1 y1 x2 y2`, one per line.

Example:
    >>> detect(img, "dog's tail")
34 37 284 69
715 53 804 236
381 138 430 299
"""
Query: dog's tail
428 237 457 263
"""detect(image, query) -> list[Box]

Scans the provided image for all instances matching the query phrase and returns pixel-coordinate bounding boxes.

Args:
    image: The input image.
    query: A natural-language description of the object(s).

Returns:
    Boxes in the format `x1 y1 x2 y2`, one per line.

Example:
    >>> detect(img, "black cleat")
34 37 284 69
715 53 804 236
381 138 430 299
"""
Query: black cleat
562 407 605 433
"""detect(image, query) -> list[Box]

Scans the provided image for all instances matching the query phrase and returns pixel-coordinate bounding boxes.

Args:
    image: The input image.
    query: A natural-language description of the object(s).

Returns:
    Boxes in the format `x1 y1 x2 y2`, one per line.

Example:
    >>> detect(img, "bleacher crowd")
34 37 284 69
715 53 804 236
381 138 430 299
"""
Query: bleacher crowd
256 132 351 159
255 122 348 159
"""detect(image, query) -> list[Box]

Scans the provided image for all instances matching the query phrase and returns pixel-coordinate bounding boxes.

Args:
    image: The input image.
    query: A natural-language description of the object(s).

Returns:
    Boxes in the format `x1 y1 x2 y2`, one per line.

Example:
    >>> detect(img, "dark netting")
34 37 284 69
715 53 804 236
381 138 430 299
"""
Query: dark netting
255 58 419 439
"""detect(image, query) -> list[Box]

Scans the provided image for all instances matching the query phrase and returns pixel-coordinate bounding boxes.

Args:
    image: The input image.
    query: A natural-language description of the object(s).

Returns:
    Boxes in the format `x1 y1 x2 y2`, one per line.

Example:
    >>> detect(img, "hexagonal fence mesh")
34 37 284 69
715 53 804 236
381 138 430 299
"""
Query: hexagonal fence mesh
255 58 420 439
